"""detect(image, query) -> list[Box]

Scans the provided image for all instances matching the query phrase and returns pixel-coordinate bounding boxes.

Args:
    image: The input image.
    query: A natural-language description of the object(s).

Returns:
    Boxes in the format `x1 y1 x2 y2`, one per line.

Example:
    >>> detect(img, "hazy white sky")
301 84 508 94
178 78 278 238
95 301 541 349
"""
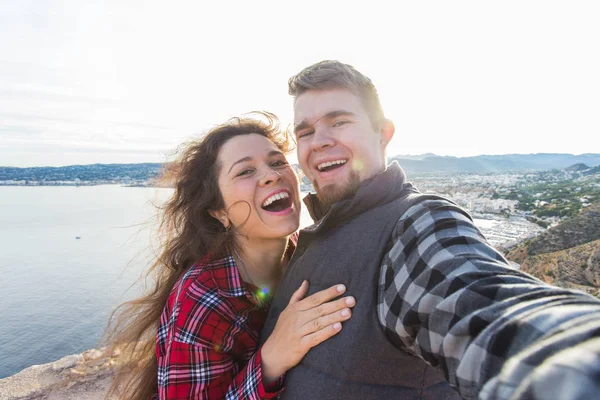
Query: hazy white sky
1 0 599 167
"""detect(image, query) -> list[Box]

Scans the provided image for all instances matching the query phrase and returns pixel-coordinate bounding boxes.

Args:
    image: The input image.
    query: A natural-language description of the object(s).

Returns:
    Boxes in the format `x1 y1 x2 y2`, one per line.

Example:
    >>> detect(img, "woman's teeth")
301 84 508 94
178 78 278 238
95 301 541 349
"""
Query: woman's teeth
262 191 290 208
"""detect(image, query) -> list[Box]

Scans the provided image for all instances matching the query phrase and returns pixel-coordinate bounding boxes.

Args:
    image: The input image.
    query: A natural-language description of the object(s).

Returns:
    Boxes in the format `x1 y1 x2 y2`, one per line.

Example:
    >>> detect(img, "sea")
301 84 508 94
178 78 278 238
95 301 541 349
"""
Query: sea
0 185 489 379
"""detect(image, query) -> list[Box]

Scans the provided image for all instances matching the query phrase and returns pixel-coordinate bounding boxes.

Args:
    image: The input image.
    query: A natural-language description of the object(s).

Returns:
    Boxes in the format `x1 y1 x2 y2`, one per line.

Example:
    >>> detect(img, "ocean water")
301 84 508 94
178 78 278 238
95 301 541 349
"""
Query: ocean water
0 185 492 378
0 185 316 379
0 186 171 379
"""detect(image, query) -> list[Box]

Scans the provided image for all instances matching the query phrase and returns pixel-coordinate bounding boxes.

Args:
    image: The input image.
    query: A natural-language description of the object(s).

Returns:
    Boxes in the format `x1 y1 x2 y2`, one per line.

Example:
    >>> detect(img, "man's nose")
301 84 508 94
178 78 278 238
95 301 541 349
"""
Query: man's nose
310 126 335 152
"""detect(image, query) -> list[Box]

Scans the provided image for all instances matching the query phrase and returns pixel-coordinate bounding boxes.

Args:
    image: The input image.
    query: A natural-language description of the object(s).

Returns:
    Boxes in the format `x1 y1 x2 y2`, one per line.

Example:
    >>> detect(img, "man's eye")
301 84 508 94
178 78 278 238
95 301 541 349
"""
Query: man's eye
333 120 350 127
271 160 288 167
297 129 314 138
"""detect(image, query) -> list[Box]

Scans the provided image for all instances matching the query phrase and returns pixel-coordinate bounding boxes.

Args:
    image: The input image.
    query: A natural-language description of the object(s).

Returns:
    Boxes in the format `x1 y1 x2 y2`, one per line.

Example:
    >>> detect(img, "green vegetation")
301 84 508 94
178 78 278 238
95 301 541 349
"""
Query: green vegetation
533 219 550 228
492 170 600 221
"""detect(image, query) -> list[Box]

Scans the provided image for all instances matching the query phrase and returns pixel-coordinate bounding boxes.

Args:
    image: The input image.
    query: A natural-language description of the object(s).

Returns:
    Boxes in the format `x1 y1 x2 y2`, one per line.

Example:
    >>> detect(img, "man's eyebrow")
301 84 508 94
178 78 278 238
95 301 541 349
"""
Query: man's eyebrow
268 150 284 157
294 110 356 134
228 156 252 173
294 120 312 134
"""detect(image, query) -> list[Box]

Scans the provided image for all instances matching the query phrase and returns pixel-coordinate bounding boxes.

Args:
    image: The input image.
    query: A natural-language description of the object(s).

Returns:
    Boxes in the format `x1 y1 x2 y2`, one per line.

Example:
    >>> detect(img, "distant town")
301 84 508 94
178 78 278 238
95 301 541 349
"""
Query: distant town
0 163 163 187
411 165 599 248
2 154 599 250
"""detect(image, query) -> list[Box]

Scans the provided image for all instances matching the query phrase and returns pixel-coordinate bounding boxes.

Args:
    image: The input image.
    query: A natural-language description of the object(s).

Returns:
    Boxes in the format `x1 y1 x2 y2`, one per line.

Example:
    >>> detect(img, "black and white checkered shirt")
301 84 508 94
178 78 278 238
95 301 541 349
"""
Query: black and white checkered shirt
378 197 600 399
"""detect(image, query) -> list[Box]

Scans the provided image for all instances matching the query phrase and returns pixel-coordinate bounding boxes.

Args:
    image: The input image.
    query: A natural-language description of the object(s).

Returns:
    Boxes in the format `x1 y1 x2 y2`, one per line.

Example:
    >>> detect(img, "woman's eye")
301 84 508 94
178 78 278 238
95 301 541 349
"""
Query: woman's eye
236 169 254 177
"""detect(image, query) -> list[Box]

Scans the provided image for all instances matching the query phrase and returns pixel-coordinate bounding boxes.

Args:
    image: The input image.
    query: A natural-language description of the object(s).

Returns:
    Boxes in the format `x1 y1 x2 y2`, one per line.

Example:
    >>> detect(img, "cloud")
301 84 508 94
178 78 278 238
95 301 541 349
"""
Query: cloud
1 137 172 154
0 88 114 105
1 1 599 166
0 112 84 124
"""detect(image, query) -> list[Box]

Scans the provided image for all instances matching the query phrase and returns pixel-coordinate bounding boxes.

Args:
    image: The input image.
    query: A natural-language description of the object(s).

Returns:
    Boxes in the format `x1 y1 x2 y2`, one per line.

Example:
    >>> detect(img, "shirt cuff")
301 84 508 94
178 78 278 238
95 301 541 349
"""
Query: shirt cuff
256 346 286 398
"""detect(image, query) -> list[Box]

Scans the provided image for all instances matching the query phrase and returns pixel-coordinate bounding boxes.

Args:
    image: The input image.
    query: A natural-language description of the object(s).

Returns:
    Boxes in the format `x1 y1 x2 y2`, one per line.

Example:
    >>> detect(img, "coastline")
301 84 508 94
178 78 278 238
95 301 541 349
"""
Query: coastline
0 348 116 400
0 186 549 389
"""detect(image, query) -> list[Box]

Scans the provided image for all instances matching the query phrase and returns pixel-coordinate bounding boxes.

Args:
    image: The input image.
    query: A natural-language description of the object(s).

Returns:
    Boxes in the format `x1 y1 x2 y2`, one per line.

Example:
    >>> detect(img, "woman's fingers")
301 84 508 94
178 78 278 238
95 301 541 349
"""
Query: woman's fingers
264 282 354 374
305 296 356 321
288 280 309 305
301 307 352 335
295 284 347 311
301 322 344 349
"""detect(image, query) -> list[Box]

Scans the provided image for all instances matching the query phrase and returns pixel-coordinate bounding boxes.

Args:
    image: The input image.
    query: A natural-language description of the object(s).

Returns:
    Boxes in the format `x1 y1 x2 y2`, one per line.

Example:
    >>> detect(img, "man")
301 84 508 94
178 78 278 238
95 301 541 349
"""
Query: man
260 60 600 399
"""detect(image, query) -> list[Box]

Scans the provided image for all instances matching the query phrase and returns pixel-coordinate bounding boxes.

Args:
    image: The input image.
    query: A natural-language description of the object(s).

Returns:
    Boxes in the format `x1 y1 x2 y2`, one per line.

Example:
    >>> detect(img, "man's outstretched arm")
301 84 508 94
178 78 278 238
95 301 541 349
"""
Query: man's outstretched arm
378 198 600 400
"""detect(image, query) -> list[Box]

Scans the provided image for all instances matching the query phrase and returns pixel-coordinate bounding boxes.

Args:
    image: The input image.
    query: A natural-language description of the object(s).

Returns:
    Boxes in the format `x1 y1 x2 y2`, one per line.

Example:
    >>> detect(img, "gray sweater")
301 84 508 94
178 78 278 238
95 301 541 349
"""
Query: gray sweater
261 163 459 399
264 162 600 399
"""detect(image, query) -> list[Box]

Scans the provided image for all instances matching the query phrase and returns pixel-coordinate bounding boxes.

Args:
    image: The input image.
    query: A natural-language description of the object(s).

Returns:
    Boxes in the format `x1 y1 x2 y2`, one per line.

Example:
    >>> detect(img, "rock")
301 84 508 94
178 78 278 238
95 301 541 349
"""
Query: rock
0 349 116 400
51 354 83 372
585 243 600 286
508 261 521 270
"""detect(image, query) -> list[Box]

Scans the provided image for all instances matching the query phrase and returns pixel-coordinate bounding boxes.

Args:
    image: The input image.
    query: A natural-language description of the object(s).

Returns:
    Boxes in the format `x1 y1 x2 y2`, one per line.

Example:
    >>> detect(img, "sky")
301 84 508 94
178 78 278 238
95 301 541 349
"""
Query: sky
1 0 599 167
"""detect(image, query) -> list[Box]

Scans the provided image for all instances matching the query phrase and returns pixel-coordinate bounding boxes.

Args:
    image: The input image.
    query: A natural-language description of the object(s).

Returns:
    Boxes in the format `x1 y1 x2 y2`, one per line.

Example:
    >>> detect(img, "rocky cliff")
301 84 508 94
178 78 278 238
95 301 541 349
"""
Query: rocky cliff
0 349 116 400
506 202 600 297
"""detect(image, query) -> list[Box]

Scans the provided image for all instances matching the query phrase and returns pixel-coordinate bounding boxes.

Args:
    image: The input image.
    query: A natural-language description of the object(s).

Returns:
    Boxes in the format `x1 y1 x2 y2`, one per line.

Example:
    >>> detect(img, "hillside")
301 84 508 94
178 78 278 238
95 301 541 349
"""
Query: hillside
506 202 600 296
565 163 590 172
525 202 600 257
512 240 600 296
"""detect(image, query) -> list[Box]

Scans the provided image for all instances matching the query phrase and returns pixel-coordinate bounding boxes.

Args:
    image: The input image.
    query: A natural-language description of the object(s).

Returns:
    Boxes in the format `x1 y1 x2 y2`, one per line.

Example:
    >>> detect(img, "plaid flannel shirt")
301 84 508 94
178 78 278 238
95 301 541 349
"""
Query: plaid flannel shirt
153 255 284 400
378 197 600 399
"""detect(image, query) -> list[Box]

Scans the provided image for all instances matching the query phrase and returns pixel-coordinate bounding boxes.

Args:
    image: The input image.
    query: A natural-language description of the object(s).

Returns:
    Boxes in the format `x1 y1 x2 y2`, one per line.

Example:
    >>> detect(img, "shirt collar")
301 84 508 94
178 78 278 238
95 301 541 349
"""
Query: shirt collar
207 237 297 301
204 255 250 298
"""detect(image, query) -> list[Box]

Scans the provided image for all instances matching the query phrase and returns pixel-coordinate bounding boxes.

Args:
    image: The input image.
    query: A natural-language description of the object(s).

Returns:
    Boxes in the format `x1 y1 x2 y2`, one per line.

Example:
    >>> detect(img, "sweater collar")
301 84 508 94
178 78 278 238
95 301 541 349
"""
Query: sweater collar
302 161 415 231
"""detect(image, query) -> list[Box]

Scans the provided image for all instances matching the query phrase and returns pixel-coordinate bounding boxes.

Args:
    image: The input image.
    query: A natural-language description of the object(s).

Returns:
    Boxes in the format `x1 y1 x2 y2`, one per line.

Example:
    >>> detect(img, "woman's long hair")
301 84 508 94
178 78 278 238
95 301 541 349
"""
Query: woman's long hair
103 112 292 400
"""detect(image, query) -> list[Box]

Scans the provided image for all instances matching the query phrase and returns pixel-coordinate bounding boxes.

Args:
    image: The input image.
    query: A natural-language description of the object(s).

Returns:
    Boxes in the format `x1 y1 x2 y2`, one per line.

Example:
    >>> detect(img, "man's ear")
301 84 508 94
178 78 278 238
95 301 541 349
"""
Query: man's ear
379 119 395 150
208 209 230 229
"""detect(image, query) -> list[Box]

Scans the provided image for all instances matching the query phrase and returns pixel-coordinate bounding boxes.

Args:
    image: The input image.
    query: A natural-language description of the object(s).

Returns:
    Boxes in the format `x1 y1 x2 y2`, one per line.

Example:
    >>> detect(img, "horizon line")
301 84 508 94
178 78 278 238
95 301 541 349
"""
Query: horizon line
2 152 600 169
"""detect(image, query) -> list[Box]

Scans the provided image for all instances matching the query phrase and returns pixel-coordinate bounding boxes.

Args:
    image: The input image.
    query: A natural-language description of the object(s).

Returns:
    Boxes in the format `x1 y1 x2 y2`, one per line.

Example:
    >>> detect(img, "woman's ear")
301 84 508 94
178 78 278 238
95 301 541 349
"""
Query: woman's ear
208 209 230 229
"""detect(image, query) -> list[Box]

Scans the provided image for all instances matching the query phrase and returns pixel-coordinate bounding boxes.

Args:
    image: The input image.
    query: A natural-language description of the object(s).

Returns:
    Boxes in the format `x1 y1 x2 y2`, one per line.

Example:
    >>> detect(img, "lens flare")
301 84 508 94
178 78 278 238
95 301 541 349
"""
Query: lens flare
352 159 364 172
256 287 269 299
254 287 271 306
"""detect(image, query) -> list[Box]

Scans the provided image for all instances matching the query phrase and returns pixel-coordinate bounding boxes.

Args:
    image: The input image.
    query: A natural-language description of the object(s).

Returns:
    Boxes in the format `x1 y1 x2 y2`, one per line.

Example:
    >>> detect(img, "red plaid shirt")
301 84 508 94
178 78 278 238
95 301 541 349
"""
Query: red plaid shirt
153 254 286 399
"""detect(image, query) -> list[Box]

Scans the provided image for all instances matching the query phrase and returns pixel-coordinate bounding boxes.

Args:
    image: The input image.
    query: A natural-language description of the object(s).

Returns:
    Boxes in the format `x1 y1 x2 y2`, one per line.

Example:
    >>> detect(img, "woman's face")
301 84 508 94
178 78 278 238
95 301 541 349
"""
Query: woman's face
214 133 301 240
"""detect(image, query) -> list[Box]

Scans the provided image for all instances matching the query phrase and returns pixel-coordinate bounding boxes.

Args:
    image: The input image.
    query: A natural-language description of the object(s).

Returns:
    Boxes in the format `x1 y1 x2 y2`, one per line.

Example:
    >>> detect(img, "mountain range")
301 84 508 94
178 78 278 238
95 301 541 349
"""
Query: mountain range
390 153 600 174
1 153 600 183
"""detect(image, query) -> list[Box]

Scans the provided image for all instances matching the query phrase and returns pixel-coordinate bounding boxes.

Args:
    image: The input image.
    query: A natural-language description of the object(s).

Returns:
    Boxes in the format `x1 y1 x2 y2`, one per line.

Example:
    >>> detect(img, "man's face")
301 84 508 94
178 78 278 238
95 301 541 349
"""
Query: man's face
294 88 393 206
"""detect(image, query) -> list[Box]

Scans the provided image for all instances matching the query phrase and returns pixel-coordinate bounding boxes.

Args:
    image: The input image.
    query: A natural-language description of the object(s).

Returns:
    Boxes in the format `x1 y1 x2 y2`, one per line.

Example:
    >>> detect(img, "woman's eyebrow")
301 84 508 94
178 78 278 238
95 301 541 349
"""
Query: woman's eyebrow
228 156 252 173
228 151 283 173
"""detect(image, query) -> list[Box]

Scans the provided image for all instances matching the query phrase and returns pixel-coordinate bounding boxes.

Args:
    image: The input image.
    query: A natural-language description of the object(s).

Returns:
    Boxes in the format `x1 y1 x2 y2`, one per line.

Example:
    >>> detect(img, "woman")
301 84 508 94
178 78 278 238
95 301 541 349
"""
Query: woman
105 113 355 399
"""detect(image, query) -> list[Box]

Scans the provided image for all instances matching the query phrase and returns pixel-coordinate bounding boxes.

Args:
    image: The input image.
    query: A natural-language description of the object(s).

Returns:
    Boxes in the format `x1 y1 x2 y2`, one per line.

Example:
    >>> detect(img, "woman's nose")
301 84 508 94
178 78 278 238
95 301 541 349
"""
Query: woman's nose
259 168 282 186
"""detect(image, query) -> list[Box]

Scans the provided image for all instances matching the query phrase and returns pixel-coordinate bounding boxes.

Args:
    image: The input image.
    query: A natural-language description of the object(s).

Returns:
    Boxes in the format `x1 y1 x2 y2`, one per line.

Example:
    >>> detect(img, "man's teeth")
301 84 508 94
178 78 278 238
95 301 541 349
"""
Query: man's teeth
317 159 347 171
262 191 290 208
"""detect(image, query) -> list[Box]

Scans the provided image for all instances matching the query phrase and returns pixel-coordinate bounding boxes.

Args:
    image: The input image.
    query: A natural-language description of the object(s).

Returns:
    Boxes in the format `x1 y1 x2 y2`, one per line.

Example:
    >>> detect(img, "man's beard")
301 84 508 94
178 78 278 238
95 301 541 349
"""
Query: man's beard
314 171 361 209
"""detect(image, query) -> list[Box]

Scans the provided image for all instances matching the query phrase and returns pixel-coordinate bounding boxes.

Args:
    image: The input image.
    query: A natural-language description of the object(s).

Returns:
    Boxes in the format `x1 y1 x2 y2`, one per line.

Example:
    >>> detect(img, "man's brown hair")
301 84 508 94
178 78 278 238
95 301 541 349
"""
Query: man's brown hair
288 60 386 130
